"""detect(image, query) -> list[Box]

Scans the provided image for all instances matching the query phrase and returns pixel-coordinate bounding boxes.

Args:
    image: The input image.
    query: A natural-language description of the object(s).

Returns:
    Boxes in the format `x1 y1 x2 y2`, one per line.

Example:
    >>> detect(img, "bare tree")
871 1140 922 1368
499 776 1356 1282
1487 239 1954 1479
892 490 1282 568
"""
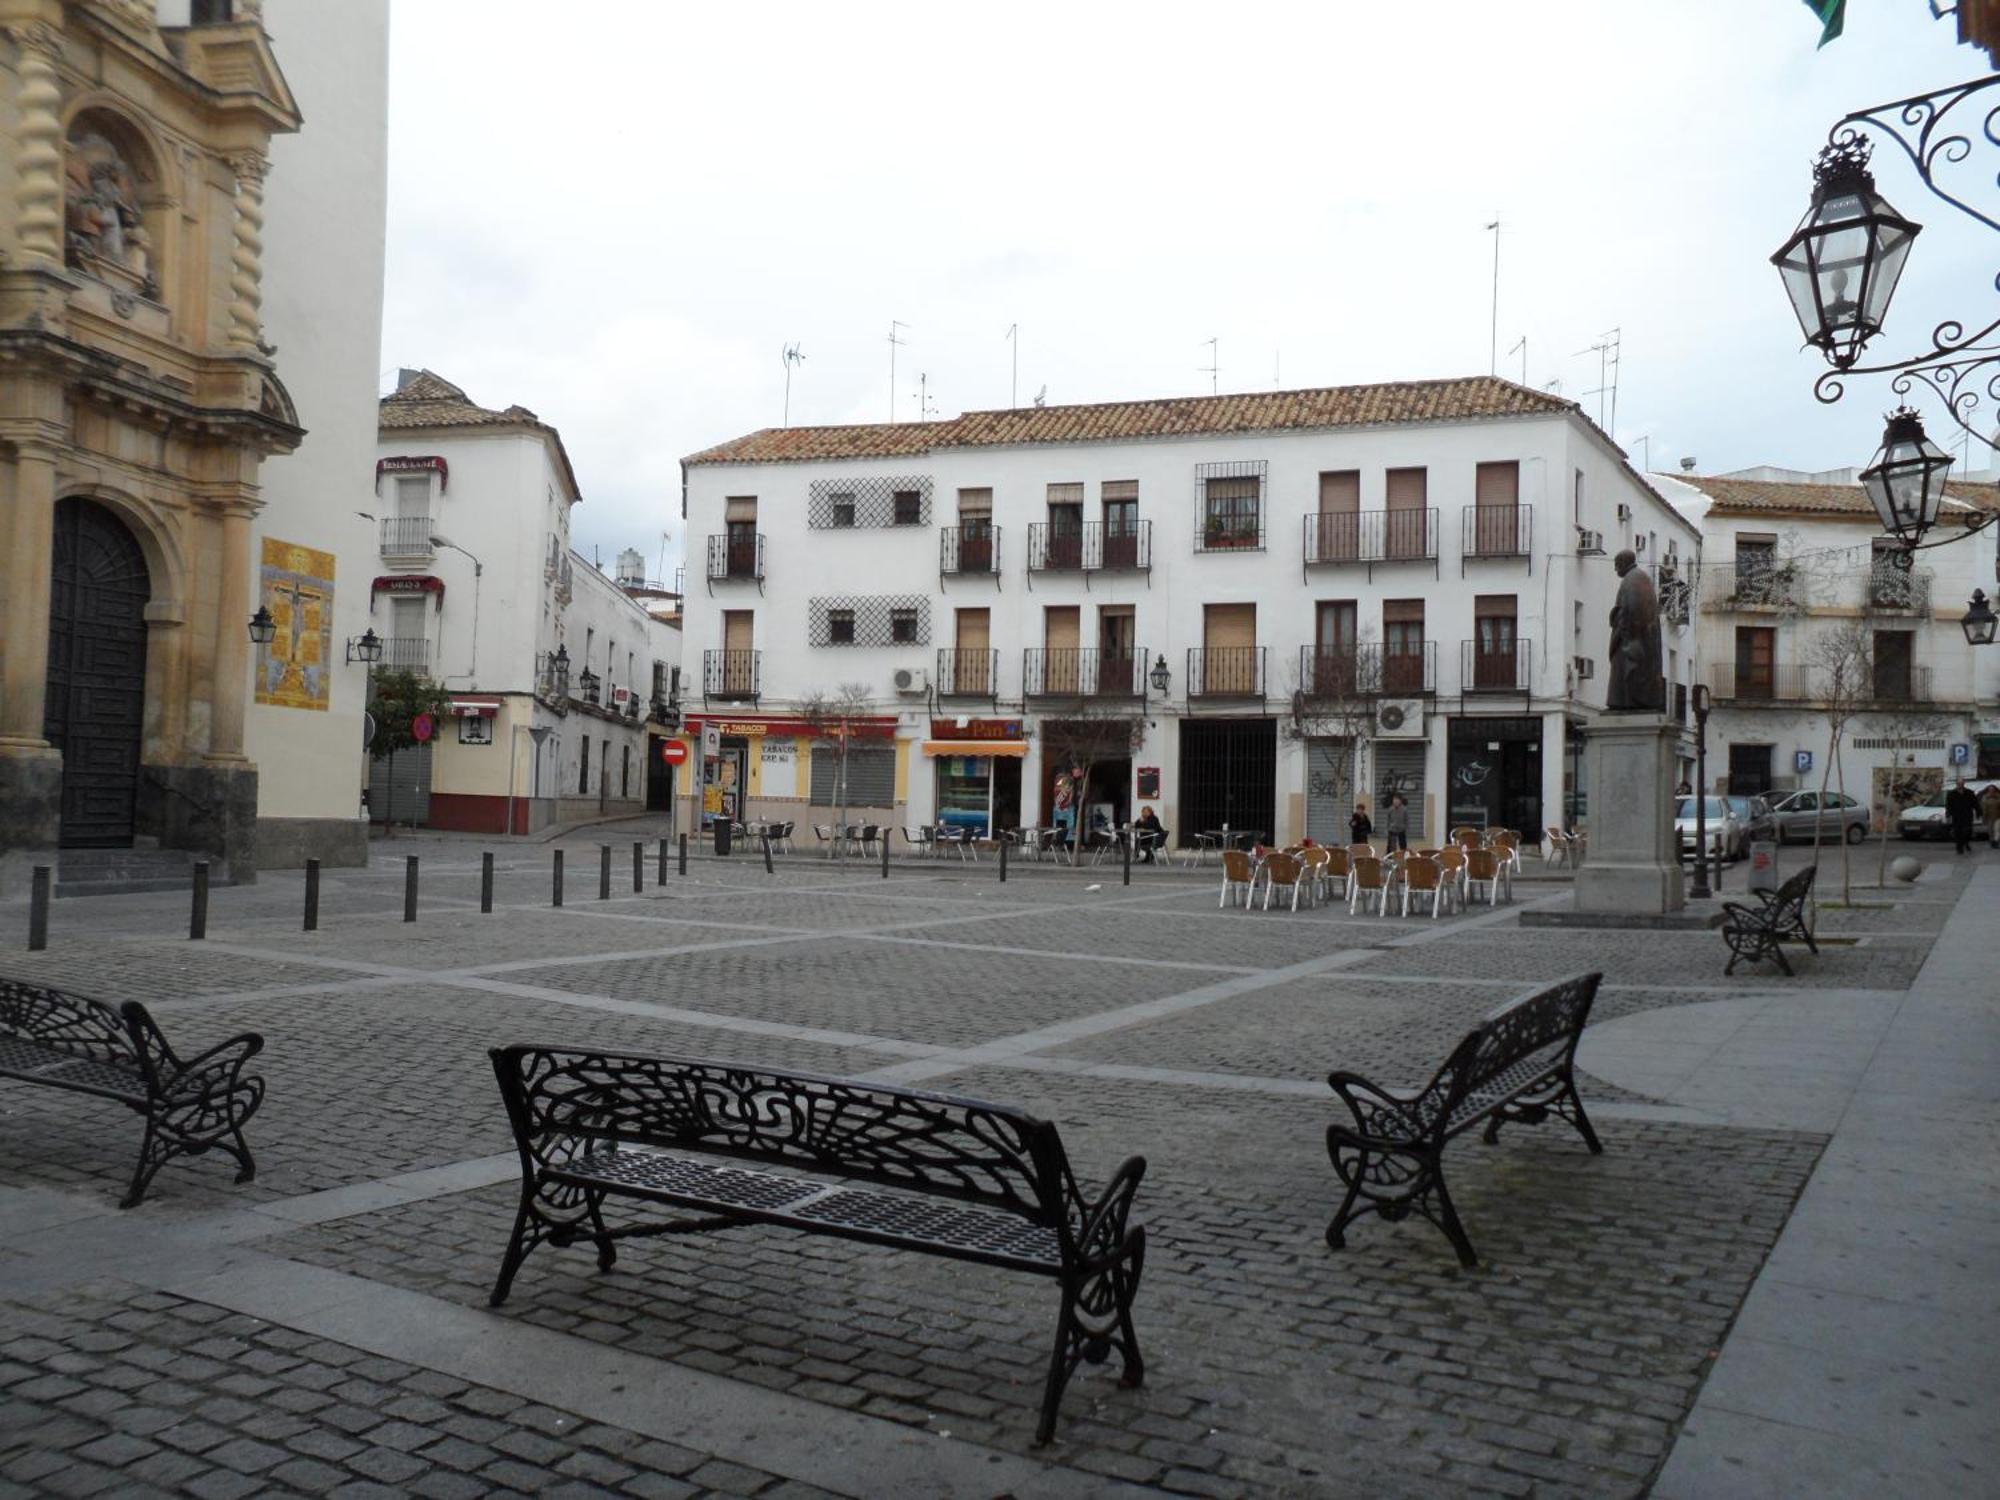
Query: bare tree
800 682 874 857
1038 695 1145 866
1803 621 1872 904
1870 706 1953 885
1285 636 1382 840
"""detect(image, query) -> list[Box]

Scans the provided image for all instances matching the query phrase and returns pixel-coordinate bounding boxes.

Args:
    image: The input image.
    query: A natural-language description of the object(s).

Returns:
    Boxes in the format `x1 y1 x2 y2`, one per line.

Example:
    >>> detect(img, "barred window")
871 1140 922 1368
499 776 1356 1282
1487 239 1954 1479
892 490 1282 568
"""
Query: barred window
810 746 895 806
809 596 930 647
891 608 918 643
893 491 922 525
828 609 856 644
831 496 856 528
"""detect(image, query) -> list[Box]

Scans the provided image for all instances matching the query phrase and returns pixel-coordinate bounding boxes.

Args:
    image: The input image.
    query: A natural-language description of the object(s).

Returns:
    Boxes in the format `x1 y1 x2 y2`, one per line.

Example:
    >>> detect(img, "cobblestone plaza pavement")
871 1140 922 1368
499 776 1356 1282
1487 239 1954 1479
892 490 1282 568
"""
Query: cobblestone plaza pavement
1 829 1992 1498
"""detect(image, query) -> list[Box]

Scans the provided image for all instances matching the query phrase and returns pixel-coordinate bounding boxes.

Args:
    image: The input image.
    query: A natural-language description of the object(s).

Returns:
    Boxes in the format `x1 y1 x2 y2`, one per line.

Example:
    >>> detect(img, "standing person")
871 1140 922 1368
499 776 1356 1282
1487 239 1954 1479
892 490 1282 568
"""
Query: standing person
1945 776 1978 855
1980 781 2000 849
1349 800 1373 847
1384 793 1409 853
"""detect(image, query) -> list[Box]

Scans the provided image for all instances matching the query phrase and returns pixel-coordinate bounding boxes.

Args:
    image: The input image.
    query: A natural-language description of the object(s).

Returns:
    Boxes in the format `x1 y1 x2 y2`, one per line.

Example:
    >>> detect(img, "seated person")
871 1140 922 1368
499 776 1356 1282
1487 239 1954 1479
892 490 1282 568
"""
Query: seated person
1134 806 1167 862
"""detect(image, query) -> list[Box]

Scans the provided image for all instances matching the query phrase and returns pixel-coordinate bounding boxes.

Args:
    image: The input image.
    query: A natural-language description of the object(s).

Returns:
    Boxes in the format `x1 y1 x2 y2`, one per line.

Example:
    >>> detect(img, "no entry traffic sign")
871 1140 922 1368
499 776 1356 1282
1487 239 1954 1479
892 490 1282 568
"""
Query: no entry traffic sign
660 739 689 767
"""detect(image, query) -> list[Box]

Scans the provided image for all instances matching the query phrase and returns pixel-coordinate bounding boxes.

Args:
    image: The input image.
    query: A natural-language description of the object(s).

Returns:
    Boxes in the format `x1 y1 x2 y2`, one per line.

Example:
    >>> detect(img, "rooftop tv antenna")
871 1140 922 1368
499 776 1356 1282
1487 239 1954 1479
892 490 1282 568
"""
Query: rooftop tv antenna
1033 384 1047 408
887 320 908 421
915 371 938 421
780 343 804 427
1576 326 1622 433
1485 216 1502 375
1005 323 1018 407
1507 335 1527 384
1199 337 1218 395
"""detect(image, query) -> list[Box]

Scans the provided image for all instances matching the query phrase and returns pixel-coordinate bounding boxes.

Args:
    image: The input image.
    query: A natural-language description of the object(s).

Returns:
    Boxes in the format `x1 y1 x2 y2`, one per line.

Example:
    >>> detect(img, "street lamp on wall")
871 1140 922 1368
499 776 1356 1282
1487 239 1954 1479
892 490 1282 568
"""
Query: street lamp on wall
1690 683 1714 902
1964 588 1998 645
344 627 384 665
1773 139 1921 372
579 667 600 706
1860 407 1954 560
247 606 276 645
1148 654 1171 695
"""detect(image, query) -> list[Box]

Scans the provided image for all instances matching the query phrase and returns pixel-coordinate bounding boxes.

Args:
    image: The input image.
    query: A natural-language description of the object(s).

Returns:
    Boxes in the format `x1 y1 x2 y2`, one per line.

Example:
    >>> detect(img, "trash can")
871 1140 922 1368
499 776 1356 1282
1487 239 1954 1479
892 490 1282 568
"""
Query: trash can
714 818 732 857
1747 839 1778 895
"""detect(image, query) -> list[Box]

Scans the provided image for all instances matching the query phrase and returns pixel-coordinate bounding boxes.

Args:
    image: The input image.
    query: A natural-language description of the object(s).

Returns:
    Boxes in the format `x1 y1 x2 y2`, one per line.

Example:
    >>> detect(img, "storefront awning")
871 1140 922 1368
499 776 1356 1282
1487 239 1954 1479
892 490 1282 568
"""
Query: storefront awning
922 740 1028 757
448 695 500 718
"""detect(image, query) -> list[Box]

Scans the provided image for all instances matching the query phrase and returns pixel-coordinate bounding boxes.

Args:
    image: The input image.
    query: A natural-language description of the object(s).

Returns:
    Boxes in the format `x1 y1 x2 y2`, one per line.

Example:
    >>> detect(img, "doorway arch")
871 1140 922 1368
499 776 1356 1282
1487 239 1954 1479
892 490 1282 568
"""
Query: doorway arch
44 497 151 847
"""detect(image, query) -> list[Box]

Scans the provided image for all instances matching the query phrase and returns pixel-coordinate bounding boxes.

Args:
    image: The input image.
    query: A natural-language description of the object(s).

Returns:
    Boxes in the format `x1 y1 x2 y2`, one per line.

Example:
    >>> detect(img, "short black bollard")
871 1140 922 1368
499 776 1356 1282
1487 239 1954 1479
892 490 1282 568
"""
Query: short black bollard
999 836 1008 883
598 844 612 900
28 865 50 951
1122 829 1132 887
552 849 564 906
481 852 494 914
881 830 891 879
678 833 687 877
304 858 321 931
403 856 418 923
632 841 644 894
762 834 774 876
190 861 210 940
657 836 668 886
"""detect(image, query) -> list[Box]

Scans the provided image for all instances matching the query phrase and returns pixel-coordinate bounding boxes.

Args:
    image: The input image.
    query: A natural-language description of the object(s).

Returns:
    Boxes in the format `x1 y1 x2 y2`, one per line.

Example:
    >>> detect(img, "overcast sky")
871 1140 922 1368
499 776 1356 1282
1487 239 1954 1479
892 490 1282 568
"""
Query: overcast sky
379 0 1995 575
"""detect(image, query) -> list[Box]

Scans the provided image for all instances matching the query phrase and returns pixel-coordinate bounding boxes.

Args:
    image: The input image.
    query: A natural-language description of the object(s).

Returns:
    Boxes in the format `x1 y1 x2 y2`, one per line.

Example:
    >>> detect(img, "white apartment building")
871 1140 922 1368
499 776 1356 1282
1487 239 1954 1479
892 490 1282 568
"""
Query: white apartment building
372 371 676 834
677 377 1699 848
1658 467 2000 815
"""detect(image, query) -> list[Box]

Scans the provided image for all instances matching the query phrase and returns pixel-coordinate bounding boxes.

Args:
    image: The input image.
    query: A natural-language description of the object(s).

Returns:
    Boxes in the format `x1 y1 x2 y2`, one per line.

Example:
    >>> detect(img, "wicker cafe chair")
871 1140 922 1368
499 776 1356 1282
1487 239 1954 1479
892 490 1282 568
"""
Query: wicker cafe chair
1263 852 1308 911
1544 825 1569 866
1435 844 1468 898
1465 848 1503 906
1346 843 1377 864
1322 846 1352 902
1348 856 1388 916
1219 849 1256 909
1400 856 1452 918
1302 846 1333 902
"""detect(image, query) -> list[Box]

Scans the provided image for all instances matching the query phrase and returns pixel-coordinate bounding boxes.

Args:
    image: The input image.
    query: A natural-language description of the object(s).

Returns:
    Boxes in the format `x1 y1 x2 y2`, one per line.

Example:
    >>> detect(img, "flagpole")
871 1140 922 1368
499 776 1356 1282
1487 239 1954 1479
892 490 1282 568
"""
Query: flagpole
1486 217 1501 376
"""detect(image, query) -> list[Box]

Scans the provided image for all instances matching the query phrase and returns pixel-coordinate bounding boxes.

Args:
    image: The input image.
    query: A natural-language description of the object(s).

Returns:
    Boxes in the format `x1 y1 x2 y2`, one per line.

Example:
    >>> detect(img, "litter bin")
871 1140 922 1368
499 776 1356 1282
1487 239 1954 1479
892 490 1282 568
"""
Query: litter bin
714 818 732 857
1747 839 1778 895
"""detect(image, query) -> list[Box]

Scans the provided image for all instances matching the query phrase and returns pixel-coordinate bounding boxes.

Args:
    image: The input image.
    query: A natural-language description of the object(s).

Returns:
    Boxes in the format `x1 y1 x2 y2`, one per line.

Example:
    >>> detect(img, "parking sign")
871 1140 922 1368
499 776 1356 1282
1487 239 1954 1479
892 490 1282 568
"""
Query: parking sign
1794 749 1812 774
1950 742 1970 766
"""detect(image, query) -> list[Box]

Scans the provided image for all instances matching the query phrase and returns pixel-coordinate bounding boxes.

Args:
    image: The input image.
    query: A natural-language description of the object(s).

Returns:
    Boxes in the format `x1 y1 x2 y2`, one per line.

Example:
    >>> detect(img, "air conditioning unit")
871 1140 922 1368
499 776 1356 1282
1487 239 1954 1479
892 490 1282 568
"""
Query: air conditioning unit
1616 503 1633 522
892 667 929 696
1374 699 1426 739
1573 656 1595 681
1576 528 1605 555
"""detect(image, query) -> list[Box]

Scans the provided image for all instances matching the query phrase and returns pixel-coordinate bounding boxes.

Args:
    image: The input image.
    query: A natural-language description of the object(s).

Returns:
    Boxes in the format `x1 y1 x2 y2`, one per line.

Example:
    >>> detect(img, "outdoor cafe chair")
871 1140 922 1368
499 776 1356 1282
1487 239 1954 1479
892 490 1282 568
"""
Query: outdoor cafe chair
1263 852 1308 912
1544 825 1570 866
1464 848 1503 906
1348 856 1389 916
1400 856 1452 919
1453 828 1483 852
813 824 838 854
1301 846 1333 901
903 825 935 857
1219 849 1256 908
1185 831 1221 869
1322 846 1352 902
1436 844 1468 895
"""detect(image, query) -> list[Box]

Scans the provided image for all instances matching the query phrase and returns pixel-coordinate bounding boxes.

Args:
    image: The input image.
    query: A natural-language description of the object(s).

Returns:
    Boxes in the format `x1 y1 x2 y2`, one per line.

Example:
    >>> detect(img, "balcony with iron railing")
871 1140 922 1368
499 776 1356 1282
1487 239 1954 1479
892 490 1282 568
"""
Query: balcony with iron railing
1027 521 1084 572
1459 637 1532 694
380 516 434 561
378 636 430 671
1302 509 1439 567
940 523 1000 577
1186 646 1266 700
706 533 764 582
1460 503 1532 559
703 649 760 702
1023 647 1146 699
1298 642 1436 700
1700 561 1935 615
935 647 1000 698
1708 661 1935 704
1195 513 1266 554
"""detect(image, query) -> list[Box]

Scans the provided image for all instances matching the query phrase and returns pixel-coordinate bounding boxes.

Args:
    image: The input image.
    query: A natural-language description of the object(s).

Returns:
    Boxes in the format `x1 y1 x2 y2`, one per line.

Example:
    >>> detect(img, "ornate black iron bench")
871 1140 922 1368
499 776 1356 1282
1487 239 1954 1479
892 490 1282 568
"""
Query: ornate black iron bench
1324 972 1603 1268
489 1046 1147 1444
0 977 264 1207
1722 865 1819 975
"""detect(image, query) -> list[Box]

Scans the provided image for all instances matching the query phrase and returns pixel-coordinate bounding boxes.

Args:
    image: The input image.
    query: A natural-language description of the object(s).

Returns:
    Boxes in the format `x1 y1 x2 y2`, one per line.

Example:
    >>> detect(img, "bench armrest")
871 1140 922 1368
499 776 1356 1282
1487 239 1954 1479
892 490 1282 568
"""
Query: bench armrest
157 1031 264 1104
1328 1070 1433 1144
1719 900 1769 927
1071 1154 1147 1269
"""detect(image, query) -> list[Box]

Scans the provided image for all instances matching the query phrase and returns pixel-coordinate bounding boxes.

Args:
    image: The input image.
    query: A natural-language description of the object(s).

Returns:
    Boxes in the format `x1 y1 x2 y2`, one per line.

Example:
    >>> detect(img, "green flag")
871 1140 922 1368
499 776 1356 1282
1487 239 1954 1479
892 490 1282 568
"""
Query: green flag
1802 0 1845 47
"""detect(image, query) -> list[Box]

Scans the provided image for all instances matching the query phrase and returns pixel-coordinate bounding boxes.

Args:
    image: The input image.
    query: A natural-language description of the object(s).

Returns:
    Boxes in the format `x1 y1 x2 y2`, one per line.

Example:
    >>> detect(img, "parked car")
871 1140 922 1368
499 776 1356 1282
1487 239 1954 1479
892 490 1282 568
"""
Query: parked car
1898 779 2000 840
1767 788 1870 844
1674 796 1744 862
1726 794 1778 855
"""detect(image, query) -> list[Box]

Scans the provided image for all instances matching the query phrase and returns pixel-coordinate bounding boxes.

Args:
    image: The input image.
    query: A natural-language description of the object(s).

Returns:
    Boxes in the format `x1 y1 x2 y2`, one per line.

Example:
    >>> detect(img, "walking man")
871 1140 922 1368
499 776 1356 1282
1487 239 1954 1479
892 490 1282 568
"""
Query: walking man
1945 777 1978 855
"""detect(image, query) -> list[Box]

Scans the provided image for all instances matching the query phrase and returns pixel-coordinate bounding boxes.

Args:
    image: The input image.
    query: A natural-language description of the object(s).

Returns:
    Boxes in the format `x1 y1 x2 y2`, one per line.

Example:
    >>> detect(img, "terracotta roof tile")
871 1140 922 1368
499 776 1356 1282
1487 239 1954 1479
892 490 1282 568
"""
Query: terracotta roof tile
1675 474 2000 519
683 376 1573 466
378 370 583 500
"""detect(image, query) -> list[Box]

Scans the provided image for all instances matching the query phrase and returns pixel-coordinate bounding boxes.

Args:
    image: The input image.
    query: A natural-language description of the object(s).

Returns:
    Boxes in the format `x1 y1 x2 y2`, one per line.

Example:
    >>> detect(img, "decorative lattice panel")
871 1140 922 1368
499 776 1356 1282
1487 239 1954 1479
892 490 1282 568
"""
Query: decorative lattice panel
807 476 934 529
808 595 931 647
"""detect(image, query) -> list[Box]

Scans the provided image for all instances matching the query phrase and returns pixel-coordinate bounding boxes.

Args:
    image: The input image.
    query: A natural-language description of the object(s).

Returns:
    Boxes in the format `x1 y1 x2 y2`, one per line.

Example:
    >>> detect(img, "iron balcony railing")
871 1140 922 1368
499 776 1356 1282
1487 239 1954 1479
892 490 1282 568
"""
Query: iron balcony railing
1027 522 1084 571
1459 637 1532 693
379 636 429 670
1700 561 1935 614
703 649 760 701
706 533 764 582
1461 503 1532 559
1092 519 1151 571
380 516 433 558
1298 642 1436 699
1303 509 1439 565
936 647 999 698
1023 647 1145 698
940 523 1000 576
1709 662 1934 703
1186 646 1265 699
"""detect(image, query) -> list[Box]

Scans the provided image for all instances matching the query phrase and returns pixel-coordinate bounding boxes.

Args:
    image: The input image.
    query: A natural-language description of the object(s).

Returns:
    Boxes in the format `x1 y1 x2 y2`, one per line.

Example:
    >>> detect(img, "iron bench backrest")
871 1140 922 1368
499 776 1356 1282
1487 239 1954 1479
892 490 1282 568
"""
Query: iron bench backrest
1413 973 1602 1137
0 978 186 1100
1764 865 1816 921
493 1044 1080 1238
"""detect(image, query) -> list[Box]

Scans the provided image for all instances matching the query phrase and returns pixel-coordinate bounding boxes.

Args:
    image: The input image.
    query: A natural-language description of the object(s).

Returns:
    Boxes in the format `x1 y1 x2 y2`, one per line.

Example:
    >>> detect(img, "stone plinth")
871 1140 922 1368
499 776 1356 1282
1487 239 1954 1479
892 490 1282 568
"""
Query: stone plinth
1573 715 1684 917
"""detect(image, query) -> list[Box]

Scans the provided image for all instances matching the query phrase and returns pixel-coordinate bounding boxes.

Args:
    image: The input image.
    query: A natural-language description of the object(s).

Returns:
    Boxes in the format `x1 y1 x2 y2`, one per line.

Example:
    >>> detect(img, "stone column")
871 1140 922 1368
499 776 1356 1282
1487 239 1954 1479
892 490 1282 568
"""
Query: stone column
225 151 267 351
207 502 254 762
1573 716 1686 916
8 23 64 266
0 444 58 747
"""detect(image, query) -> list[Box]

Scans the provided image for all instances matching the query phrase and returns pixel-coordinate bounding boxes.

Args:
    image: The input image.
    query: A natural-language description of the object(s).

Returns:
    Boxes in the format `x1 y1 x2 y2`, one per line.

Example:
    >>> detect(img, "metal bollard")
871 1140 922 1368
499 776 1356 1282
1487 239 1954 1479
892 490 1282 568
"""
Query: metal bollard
481 852 494 914
678 833 687 876
1123 829 1132 887
304 858 321 931
999 835 1008 883
552 849 564 906
632 841 644 894
657 836 668 887
29 865 50 951
881 830 891 879
598 844 611 900
190 861 210 940
403 856 418 922
762 834 774 876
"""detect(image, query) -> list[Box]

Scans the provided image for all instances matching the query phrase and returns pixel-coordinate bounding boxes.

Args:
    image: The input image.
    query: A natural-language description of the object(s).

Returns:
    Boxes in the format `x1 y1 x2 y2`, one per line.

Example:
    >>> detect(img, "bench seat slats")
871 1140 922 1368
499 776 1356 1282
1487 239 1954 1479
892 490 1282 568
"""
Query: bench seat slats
0 1037 146 1099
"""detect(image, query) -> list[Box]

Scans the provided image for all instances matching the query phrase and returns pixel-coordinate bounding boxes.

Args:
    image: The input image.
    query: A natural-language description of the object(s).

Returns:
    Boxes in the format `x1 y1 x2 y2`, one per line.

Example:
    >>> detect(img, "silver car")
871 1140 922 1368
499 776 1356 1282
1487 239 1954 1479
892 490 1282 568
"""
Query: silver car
1767 789 1870 845
1674 797 1743 862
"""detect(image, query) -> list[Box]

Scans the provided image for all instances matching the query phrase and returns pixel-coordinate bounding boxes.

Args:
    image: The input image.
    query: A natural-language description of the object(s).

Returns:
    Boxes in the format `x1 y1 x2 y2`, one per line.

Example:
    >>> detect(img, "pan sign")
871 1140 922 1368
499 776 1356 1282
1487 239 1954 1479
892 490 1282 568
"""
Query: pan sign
661 739 689 767
411 713 435 744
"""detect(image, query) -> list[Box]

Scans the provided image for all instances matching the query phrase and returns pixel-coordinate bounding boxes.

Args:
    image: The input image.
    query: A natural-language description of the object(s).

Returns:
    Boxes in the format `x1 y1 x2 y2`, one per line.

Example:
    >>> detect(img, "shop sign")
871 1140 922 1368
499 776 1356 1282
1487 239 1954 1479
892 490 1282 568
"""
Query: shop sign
375 455 449 491
370 574 445 610
929 718 1023 741
685 713 896 740
1136 765 1161 799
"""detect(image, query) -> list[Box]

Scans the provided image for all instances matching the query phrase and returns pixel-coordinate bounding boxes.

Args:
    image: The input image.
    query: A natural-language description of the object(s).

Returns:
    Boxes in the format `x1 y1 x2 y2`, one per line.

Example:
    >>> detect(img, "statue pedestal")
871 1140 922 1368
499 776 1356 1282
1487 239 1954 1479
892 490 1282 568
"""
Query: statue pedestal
1573 716 1685 917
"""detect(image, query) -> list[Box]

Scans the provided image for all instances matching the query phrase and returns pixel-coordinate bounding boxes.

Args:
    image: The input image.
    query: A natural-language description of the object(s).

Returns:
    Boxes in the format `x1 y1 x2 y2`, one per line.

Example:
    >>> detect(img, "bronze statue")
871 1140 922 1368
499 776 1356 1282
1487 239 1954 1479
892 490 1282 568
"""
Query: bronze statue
1607 549 1665 711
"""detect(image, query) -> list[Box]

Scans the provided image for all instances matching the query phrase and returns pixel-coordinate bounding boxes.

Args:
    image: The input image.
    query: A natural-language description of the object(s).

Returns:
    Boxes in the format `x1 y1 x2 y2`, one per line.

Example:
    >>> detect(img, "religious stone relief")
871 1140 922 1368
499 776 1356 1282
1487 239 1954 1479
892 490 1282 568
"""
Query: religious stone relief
64 127 157 299
256 538 335 711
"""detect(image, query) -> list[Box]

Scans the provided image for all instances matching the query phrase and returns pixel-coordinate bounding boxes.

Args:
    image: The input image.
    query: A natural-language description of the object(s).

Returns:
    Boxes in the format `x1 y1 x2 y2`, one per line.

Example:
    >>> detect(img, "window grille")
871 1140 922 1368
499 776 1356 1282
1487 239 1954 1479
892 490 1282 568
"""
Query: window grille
808 595 931 647
808 476 933 528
